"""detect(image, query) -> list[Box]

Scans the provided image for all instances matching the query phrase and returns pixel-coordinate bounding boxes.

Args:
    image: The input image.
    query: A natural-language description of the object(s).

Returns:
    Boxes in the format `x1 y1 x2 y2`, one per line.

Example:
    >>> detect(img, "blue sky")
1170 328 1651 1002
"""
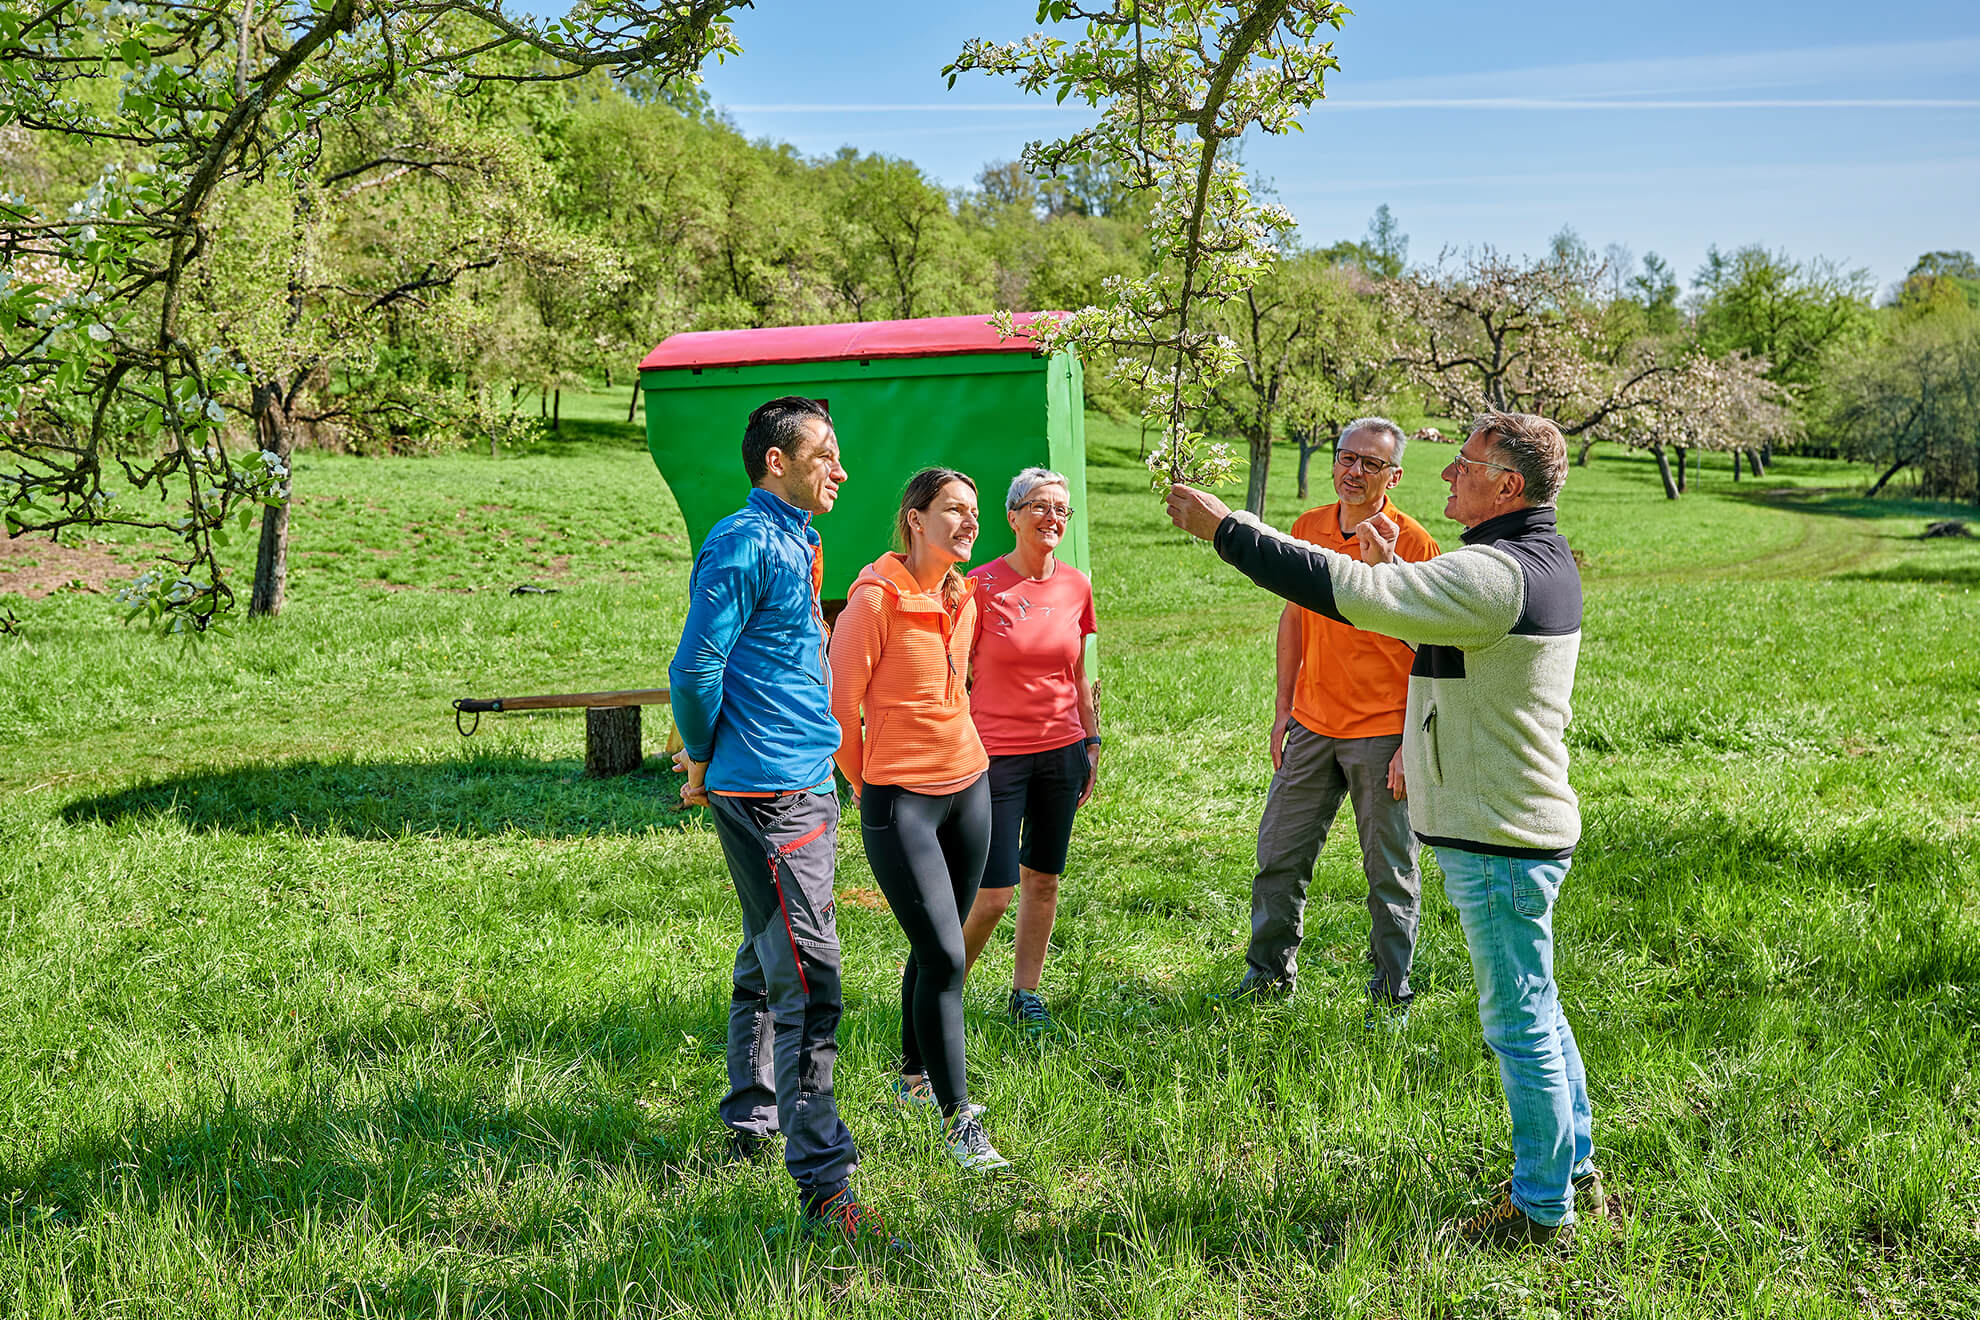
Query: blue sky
616 2 1978 293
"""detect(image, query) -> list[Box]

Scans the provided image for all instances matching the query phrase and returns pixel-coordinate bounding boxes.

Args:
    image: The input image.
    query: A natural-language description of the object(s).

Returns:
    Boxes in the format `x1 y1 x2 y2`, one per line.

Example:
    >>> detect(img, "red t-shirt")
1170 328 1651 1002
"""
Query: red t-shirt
967 556 1097 756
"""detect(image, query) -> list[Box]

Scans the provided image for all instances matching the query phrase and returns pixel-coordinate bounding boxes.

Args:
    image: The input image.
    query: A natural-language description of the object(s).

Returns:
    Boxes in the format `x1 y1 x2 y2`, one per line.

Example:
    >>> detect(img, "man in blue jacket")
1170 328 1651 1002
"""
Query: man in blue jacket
669 396 888 1244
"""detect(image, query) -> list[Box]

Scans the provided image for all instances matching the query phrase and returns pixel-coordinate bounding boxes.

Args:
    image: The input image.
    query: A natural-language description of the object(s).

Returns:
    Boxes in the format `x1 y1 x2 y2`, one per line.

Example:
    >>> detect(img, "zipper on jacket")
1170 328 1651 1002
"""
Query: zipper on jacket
1422 706 1444 784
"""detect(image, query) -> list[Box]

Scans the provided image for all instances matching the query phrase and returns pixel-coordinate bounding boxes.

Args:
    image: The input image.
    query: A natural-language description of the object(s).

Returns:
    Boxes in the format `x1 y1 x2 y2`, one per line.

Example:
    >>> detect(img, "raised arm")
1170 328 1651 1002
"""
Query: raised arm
1214 509 1521 650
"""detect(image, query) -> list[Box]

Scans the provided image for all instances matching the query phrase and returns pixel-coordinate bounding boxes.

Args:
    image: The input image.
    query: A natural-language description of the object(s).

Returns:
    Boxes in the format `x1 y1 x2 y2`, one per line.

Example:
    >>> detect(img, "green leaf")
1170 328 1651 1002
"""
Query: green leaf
119 37 145 67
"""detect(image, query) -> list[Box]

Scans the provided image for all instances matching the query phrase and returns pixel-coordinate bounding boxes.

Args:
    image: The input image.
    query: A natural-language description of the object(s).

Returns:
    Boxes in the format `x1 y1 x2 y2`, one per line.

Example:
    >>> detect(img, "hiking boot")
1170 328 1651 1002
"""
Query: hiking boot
1489 1166 1609 1222
1008 987 1055 1034
721 1130 776 1164
803 1187 909 1252
1444 1188 1573 1251
1217 971 1293 1003
1573 1166 1609 1221
943 1110 1012 1174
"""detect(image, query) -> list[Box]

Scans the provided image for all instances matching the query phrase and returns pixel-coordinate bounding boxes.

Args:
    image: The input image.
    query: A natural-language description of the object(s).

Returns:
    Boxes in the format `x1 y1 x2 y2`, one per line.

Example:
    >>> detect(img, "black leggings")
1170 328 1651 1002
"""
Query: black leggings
860 775 992 1115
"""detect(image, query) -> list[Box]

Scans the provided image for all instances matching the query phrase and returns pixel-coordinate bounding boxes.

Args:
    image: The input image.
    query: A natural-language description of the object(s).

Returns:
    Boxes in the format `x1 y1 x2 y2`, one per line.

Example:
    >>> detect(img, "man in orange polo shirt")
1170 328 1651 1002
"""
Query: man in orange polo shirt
1230 417 1440 1019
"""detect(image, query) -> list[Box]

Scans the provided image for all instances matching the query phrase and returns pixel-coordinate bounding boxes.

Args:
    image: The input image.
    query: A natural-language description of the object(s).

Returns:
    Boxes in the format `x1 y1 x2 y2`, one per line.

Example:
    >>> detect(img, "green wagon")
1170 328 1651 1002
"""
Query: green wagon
636 314 1087 607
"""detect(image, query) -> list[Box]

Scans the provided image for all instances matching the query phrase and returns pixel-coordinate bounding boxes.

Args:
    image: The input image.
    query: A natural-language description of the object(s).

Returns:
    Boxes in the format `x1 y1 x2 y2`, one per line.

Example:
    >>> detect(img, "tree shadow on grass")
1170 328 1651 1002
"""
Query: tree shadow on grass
1839 559 1980 589
1728 484 1979 525
1574 801 1980 1008
59 751 699 839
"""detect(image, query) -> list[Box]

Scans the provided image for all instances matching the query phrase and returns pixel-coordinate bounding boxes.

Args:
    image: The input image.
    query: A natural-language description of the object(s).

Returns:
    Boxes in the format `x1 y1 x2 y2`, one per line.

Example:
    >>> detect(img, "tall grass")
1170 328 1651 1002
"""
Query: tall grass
1 403 1976 1317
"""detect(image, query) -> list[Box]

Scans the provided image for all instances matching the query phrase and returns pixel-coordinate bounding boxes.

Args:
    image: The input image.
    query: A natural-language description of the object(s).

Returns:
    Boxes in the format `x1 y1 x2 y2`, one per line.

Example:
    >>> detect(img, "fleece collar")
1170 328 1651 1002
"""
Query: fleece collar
853 552 977 614
1461 504 1557 547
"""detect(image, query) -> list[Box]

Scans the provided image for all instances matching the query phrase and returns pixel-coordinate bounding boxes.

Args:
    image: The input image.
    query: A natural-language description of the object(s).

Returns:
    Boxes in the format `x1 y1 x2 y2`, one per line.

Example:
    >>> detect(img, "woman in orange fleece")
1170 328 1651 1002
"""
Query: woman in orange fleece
829 467 1008 1173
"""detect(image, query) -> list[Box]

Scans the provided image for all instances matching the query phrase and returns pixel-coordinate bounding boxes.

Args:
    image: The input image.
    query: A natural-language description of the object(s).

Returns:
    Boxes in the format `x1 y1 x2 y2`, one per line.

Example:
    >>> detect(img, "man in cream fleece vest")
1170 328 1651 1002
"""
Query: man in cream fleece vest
1166 410 1604 1251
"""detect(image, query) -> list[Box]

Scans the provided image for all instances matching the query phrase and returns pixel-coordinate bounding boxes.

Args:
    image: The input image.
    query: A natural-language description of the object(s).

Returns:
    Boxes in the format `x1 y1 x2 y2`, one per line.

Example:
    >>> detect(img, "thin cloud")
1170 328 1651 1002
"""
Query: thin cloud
726 97 1979 113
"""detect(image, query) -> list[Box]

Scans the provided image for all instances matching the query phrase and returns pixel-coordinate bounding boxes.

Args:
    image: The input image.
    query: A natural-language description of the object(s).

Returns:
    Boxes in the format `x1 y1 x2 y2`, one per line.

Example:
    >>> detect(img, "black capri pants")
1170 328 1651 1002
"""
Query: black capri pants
983 737 1091 890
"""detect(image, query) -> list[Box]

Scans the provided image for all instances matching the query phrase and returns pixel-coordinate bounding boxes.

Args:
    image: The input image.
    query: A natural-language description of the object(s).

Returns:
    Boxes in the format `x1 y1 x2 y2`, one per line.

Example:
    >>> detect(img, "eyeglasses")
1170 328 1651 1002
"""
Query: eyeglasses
1020 501 1074 520
1333 450 1396 475
1448 451 1518 477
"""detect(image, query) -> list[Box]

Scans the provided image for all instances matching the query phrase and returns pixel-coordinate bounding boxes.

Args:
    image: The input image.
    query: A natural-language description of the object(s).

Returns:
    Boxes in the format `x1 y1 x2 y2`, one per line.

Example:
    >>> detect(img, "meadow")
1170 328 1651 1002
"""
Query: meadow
1 394 1977 1318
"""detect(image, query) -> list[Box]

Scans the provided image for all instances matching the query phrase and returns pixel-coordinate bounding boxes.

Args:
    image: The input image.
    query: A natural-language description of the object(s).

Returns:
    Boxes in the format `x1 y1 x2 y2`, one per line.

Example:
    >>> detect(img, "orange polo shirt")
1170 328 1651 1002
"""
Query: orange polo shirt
1288 499 1441 740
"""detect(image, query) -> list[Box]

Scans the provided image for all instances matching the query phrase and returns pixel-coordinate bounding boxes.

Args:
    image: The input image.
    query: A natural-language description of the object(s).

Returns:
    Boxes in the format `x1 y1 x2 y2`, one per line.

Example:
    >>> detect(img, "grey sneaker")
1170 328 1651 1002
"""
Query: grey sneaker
943 1110 1012 1174
1008 987 1054 1034
1363 1002 1410 1033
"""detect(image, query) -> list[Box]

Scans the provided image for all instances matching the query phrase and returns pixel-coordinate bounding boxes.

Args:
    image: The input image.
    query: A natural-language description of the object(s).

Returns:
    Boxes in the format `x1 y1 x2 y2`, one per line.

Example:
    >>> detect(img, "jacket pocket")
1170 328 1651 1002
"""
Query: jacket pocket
1421 706 1445 785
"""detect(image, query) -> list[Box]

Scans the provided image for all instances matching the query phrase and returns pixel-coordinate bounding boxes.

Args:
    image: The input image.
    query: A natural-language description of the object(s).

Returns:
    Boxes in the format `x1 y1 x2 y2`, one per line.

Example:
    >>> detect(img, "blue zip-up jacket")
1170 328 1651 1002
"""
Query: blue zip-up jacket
668 487 838 793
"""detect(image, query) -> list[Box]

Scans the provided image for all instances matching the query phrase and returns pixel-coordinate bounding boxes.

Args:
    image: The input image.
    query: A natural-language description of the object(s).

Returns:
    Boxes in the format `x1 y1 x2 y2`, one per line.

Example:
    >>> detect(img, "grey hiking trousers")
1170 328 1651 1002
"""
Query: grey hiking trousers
708 790 858 1198
1248 720 1421 1005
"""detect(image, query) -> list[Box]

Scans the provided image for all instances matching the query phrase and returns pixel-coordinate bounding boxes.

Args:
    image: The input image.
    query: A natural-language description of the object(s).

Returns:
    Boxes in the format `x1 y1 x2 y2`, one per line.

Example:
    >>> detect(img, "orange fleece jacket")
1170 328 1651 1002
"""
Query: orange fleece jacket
828 552 988 793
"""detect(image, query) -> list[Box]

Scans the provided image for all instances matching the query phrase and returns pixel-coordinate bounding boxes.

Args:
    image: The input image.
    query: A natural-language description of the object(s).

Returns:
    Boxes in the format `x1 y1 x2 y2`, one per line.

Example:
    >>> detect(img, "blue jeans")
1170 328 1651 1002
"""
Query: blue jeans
1435 846 1594 1226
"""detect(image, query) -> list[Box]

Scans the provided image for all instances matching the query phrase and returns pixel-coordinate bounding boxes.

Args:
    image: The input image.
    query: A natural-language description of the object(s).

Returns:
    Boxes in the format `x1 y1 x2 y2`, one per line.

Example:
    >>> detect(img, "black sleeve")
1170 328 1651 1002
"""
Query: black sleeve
1212 513 1348 623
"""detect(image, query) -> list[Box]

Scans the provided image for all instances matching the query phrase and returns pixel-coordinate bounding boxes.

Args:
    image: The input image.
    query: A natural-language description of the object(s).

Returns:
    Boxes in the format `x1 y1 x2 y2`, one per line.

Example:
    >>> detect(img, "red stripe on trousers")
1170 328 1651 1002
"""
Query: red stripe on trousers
768 817 833 995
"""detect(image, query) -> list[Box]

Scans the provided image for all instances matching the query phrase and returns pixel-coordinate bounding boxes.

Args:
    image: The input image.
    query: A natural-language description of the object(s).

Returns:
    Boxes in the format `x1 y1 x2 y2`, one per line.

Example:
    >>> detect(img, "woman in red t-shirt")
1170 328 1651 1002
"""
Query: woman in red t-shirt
960 467 1100 1035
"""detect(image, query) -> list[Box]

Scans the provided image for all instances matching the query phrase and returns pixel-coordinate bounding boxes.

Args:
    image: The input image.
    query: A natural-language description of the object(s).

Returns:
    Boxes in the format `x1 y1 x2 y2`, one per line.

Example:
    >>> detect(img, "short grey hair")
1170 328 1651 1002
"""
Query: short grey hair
1339 416 1407 464
1470 409 1567 507
1006 466 1070 511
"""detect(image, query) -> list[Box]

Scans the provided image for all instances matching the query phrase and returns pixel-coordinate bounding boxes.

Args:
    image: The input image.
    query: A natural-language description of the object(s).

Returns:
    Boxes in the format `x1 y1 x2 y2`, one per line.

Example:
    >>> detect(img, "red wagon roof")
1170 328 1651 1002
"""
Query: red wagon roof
639 312 1062 372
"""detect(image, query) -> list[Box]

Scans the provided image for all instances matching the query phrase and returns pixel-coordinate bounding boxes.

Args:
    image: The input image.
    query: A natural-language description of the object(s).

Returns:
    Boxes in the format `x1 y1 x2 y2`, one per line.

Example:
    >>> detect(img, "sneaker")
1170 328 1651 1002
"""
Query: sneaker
803 1187 909 1252
943 1110 1012 1174
1444 1188 1573 1251
1008 987 1054 1034
1363 1003 1410 1033
1217 972 1293 1003
887 1073 938 1111
1489 1167 1609 1222
721 1130 776 1164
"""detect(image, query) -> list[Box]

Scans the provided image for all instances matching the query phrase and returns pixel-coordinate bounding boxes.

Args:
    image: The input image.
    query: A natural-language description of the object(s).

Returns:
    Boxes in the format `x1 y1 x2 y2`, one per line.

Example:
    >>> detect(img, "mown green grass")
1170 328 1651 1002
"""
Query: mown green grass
2 400 1978 1318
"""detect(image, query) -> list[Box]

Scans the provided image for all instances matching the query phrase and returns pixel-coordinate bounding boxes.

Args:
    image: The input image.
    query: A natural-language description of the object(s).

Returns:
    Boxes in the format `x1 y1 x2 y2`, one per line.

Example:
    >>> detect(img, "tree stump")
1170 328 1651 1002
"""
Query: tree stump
585 706 642 778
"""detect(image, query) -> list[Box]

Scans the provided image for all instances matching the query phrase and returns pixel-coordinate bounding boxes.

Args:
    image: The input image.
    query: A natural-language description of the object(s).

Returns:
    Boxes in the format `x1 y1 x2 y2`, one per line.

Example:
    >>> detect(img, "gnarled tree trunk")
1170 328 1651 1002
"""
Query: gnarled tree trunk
1651 443 1679 499
1295 429 1328 501
1245 432 1271 517
249 380 296 618
1674 445 1688 494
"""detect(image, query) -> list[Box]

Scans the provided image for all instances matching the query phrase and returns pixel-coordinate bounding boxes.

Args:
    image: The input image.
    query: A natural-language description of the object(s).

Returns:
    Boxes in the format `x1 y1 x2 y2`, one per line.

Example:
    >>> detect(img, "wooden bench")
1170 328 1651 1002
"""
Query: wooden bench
452 688 677 778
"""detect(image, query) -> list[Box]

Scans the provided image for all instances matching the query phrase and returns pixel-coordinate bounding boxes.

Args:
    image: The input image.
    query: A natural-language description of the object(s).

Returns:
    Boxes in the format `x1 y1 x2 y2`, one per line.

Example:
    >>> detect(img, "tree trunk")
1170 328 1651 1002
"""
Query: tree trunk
1576 437 1597 467
1749 447 1767 477
585 706 643 778
1295 432 1318 500
249 380 296 618
1732 449 1742 481
1866 456 1908 497
1245 433 1271 517
1675 446 1688 494
552 388 561 433
1652 443 1679 499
